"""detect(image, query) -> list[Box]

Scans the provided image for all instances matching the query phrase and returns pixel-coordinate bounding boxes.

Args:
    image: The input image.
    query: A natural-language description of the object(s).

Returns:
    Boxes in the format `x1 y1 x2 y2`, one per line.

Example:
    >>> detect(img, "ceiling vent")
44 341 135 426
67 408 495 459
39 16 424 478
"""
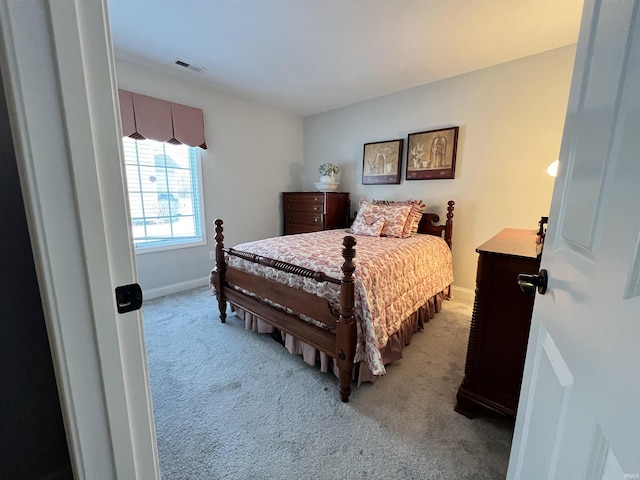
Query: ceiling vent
174 59 206 73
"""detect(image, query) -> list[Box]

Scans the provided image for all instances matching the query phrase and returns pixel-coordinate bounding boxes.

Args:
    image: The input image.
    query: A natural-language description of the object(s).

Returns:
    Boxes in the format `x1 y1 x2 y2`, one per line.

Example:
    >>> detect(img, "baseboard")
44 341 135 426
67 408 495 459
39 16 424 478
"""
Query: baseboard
142 276 209 301
450 286 475 305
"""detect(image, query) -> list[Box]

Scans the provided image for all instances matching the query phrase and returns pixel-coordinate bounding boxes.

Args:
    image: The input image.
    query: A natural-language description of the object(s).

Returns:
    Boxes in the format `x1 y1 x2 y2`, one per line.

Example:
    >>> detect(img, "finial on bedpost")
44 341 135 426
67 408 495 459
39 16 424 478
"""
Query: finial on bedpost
340 235 356 281
337 235 357 402
213 219 228 322
445 201 455 250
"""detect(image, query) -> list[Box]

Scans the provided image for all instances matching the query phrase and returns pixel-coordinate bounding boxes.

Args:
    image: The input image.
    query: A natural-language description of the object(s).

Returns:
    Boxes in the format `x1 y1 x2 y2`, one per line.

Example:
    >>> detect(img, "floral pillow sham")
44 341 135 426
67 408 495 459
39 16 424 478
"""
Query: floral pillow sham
351 200 412 238
350 202 386 236
373 199 426 237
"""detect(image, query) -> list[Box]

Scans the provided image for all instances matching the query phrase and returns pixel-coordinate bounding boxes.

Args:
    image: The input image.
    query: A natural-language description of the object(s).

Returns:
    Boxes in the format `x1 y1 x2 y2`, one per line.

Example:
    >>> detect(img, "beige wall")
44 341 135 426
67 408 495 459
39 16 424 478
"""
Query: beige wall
115 58 304 297
303 46 577 298
116 46 576 298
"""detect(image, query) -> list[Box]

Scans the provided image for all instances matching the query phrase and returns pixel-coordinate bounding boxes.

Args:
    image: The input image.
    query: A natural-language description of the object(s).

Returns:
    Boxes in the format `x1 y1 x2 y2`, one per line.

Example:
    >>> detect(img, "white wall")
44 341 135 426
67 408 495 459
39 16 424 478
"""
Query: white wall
303 46 577 297
114 59 304 297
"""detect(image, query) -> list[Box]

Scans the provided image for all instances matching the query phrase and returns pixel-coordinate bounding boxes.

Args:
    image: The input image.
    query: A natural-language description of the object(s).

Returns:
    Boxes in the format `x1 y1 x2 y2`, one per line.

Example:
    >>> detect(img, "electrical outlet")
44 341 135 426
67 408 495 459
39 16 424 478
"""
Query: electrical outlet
209 251 215 261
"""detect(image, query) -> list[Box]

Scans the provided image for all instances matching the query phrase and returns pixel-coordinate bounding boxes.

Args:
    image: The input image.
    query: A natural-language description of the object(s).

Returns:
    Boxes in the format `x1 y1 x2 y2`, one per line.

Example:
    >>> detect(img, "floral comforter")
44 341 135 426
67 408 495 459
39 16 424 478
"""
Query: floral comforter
224 229 453 375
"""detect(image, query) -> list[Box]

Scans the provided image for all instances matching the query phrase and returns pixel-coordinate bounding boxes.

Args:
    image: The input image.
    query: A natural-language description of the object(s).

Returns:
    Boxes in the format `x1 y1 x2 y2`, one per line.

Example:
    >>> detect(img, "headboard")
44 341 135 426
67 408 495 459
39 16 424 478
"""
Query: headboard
417 200 455 249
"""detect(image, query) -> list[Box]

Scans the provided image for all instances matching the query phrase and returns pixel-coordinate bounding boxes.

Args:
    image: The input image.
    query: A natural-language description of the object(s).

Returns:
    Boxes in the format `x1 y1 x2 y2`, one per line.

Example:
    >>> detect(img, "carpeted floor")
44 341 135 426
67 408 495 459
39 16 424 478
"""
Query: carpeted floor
142 287 514 479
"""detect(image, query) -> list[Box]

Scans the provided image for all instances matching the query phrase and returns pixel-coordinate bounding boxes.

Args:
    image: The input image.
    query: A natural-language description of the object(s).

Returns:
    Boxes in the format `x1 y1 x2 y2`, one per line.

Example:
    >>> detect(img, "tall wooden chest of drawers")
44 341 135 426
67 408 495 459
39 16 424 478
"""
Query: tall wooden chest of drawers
282 192 350 235
455 228 540 418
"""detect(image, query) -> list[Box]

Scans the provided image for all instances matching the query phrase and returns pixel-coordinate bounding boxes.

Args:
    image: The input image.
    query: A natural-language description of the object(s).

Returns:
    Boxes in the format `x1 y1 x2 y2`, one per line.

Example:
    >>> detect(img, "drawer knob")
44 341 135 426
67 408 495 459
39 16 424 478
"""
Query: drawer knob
314 218 318 223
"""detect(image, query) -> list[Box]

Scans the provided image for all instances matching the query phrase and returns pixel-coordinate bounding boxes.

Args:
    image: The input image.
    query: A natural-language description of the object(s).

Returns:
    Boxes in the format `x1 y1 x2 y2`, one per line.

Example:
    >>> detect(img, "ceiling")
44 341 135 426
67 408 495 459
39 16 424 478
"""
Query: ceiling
107 0 584 117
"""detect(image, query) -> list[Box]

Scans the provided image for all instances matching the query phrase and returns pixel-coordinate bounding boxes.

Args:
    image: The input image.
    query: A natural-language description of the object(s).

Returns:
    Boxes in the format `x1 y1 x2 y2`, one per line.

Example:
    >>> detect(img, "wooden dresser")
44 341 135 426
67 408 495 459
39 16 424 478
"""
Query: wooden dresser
282 192 350 235
455 228 540 418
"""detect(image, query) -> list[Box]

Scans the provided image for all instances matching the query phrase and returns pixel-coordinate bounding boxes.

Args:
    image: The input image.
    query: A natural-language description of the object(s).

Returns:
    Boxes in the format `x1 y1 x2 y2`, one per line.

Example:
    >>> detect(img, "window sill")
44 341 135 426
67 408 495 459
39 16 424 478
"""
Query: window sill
134 238 206 255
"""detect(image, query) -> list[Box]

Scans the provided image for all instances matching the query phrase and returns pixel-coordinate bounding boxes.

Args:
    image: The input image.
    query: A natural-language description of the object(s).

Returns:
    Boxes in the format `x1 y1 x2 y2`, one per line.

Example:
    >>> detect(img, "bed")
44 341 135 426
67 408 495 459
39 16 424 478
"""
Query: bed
210 200 455 402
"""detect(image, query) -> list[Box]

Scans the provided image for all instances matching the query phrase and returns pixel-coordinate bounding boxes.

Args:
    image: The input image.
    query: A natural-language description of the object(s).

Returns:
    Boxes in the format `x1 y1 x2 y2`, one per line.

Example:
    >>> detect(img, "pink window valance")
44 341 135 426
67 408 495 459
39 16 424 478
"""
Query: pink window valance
118 89 207 149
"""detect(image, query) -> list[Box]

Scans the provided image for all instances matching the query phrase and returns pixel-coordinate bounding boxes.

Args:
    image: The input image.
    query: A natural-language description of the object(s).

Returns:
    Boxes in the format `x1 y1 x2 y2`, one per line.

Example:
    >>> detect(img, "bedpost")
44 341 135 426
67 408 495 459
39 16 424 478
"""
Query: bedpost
213 219 227 322
336 235 357 402
444 200 455 249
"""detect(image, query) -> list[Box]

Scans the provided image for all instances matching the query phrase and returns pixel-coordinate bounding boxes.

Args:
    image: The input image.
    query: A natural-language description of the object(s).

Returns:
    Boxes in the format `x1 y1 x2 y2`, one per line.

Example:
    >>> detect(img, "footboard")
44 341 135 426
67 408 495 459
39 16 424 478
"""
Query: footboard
210 219 357 402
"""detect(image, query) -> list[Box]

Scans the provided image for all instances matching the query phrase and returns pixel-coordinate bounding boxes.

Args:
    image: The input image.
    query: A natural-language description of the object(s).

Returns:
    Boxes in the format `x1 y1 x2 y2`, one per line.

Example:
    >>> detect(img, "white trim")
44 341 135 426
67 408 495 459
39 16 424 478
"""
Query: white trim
0 1 159 478
143 276 210 300
195 146 207 245
450 285 475 304
135 237 207 254
1 4 109 477
49 1 160 477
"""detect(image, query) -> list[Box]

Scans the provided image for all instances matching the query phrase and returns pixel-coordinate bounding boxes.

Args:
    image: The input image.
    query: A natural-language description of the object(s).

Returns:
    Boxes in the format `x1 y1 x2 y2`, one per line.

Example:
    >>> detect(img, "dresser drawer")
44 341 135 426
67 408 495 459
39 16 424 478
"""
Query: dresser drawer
284 212 323 226
283 202 324 214
283 193 325 213
284 223 323 235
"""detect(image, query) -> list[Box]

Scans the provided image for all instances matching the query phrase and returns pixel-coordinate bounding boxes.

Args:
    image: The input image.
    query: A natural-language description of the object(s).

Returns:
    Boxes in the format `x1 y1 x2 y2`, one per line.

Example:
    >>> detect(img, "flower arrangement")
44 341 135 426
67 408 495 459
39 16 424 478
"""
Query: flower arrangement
315 163 340 190
410 143 425 168
318 163 340 178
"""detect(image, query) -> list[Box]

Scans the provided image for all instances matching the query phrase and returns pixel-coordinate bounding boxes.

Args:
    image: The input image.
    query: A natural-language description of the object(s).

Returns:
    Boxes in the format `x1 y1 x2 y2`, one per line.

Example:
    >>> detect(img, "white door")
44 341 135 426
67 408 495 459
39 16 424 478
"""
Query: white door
0 1 159 478
508 0 640 478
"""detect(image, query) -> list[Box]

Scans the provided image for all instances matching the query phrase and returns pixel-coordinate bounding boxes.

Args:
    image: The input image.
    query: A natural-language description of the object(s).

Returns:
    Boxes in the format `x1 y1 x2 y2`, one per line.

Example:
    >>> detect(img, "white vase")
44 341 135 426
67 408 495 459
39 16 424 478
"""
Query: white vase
314 181 339 192
319 175 332 183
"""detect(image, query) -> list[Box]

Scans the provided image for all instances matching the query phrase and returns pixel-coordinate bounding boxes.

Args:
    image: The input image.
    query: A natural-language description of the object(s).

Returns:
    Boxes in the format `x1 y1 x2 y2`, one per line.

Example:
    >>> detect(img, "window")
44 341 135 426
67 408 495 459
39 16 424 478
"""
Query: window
122 137 205 252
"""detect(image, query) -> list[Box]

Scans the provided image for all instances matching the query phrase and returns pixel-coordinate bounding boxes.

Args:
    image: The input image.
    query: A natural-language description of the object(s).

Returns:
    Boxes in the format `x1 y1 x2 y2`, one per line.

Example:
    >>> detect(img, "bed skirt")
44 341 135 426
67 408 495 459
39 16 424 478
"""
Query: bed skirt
229 286 450 386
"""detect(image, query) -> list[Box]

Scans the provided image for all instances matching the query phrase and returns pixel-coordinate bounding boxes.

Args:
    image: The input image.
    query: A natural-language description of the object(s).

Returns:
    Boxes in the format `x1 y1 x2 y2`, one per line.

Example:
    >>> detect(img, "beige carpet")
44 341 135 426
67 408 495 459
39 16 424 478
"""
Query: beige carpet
142 286 514 479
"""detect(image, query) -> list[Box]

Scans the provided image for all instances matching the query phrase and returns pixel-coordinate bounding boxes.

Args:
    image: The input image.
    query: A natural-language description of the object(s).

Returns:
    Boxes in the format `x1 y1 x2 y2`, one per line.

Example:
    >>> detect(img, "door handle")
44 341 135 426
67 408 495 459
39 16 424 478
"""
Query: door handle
115 283 143 313
517 269 548 296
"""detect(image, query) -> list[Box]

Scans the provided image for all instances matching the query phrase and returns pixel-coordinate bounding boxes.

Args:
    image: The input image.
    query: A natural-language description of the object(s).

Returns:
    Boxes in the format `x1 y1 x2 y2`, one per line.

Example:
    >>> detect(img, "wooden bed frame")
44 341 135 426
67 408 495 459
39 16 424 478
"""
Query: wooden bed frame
211 200 454 402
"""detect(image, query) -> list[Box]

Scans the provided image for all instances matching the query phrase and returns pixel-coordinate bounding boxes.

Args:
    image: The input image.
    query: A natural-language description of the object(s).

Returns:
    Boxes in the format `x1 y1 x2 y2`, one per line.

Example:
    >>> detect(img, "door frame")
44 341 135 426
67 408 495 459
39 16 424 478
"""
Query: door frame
0 1 159 478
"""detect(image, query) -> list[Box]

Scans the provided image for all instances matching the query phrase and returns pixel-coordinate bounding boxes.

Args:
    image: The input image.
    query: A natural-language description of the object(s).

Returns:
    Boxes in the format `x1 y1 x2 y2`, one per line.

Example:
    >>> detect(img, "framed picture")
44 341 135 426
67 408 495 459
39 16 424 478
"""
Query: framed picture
362 139 403 185
406 126 459 180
